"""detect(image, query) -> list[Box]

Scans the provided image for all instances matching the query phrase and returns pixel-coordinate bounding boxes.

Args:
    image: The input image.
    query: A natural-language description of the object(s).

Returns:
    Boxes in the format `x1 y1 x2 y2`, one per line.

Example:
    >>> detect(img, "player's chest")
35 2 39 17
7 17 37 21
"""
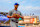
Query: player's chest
12 11 20 14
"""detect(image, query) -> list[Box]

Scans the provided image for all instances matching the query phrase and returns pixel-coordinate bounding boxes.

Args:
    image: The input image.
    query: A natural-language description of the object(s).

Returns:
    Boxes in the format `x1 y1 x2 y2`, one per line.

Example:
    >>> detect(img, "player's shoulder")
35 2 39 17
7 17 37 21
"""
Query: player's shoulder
10 9 14 12
9 9 13 12
9 10 12 12
11 9 14 11
17 10 21 13
17 10 20 12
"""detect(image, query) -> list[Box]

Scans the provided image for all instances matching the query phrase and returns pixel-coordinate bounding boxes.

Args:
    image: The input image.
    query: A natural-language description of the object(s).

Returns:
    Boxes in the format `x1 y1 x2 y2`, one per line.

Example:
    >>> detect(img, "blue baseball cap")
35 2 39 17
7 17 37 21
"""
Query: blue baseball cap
14 3 19 5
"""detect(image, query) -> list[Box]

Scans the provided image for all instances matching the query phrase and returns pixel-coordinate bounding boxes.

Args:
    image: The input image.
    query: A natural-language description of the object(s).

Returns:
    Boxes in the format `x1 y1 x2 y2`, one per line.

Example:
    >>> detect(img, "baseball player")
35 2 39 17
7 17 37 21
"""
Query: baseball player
7 3 23 27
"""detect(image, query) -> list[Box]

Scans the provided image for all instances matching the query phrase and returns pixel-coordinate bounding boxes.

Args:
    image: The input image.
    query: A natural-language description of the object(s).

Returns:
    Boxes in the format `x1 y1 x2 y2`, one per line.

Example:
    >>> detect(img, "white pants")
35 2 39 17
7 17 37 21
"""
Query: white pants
10 21 18 27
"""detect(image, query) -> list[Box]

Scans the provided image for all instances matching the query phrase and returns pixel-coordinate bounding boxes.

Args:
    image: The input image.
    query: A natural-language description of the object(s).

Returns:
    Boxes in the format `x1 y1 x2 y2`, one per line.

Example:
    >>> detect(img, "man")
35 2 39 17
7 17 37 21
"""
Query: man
7 3 23 27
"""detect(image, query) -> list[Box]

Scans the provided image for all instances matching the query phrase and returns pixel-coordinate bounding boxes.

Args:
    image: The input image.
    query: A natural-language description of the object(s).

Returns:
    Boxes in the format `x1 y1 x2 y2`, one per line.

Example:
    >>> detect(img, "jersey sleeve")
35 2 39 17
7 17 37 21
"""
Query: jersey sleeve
20 12 22 16
8 11 12 16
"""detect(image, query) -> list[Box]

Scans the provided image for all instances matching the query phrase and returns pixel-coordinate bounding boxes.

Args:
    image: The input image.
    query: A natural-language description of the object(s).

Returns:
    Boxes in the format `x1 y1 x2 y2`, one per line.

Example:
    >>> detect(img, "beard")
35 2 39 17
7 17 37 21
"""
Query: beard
15 7 17 9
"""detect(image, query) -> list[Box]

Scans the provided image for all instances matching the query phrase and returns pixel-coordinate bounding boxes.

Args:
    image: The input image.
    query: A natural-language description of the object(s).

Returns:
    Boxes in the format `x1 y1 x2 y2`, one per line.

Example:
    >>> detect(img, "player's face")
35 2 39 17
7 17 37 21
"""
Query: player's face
14 5 18 8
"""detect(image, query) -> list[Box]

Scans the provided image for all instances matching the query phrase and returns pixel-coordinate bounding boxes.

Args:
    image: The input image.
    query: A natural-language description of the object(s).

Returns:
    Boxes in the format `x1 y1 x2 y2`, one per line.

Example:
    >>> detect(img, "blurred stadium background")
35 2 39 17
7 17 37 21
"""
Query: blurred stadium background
0 12 40 27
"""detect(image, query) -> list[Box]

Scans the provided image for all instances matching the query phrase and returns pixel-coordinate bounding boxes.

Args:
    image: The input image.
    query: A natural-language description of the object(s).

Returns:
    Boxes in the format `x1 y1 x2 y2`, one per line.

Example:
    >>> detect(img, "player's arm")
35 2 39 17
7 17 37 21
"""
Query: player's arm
20 12 24 19
20 16 24 19
7 15 13 18
7 11 13 18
